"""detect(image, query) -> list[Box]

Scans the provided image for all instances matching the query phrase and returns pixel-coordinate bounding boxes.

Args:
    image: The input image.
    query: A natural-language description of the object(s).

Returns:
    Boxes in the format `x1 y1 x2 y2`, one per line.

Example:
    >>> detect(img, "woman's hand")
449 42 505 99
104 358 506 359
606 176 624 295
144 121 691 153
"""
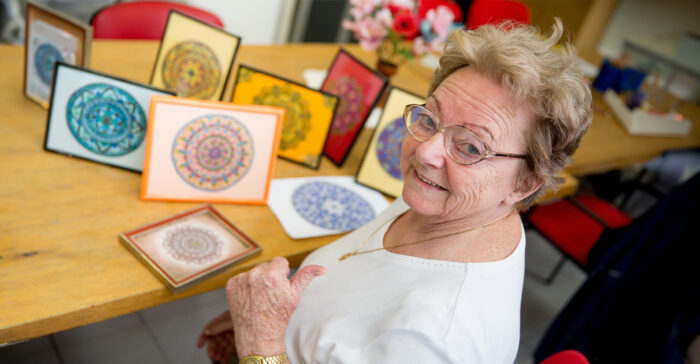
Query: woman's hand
226 256 326 358
197 310 237 363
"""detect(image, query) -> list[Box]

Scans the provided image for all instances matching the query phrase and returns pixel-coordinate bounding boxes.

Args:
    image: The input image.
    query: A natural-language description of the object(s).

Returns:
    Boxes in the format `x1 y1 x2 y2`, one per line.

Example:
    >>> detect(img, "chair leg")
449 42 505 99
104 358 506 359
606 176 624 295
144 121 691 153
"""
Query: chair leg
544 254 567 285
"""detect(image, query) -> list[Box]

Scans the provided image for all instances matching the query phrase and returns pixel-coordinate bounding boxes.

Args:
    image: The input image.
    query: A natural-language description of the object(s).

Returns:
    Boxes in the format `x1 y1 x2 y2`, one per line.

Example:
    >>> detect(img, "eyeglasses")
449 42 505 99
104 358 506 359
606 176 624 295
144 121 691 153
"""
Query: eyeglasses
403 104 528 165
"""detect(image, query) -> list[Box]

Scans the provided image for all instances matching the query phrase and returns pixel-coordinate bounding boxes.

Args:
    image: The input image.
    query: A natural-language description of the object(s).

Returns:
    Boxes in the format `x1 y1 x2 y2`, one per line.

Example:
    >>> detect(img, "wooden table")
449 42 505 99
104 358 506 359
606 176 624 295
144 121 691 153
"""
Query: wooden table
0 41 692 344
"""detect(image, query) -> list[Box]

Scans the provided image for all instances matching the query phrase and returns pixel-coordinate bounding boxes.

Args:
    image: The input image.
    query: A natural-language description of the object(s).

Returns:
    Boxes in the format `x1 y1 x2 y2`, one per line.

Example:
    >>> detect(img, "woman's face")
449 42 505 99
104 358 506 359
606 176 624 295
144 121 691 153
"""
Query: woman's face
400 67 537 222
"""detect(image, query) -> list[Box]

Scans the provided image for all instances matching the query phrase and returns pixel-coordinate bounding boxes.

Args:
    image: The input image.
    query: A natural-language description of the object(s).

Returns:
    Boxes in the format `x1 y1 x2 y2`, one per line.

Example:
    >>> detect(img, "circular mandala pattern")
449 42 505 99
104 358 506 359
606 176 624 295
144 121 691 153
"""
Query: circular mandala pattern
163 225 222 264
34 43 64 85
66 83 146 156
172 114 254 191
161 41 221 99
325 77 364 137
376 117 407 180
292 181 375 231
253 85 311 150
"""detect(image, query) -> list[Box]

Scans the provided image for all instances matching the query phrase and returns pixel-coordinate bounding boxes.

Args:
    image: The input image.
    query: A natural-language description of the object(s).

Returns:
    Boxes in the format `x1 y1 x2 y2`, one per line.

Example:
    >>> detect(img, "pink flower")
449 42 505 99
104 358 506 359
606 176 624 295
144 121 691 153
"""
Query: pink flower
375 8 393 27
426 5 454 39
349 0 382 18
412 37 428 55
355 18 387 51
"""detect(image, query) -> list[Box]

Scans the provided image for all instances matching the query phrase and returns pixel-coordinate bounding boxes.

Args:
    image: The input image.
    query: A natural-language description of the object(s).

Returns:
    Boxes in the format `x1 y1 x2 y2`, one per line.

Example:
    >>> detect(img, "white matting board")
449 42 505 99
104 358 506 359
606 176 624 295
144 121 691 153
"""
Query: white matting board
267 176 390 239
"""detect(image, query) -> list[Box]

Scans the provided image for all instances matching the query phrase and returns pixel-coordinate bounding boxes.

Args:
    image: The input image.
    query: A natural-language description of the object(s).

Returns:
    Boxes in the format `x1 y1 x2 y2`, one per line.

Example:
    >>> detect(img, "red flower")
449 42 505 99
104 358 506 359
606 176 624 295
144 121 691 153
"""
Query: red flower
392 10 420 40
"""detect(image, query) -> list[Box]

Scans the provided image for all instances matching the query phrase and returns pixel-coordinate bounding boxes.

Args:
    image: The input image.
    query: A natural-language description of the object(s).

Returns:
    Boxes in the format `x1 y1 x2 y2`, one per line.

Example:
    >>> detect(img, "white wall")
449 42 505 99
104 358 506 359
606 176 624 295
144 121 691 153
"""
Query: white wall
597 0 700 59
186 0 296 44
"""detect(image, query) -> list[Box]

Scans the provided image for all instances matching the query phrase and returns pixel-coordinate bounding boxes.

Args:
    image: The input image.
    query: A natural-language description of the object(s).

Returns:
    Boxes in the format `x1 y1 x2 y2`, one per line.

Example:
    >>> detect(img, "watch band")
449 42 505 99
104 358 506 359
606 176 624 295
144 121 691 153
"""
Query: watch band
240 352 288 364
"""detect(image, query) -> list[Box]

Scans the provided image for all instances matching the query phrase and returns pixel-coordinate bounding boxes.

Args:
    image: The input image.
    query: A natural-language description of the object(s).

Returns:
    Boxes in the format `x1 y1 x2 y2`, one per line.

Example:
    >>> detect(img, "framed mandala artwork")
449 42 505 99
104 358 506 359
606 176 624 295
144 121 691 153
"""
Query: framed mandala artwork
120 204 261 293
232 65 339 169
150 10 240 101
356 86 425 197
267 176 390 239
24 0 92 108
44 63 174 172
141 96 283 204
321 49 388 166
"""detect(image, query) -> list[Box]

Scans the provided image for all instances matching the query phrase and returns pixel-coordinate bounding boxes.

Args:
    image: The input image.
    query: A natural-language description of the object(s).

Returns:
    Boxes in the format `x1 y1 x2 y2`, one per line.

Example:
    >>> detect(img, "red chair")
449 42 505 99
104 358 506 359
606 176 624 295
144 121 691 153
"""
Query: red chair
90 1 224 40
539 350 590 364
466 0 530 30
527 195 632 283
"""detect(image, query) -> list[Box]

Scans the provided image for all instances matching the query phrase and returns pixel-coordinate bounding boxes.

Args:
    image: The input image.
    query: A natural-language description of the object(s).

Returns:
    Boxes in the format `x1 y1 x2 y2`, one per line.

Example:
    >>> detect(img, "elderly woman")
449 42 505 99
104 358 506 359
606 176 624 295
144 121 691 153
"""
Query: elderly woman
198 19 591 363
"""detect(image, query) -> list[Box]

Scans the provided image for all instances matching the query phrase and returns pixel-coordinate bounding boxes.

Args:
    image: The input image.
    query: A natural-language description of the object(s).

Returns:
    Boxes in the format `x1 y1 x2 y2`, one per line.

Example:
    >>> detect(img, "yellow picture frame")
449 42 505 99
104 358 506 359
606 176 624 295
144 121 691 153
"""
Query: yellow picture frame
149 10 240 101
232 65 339 169
356 86 425 197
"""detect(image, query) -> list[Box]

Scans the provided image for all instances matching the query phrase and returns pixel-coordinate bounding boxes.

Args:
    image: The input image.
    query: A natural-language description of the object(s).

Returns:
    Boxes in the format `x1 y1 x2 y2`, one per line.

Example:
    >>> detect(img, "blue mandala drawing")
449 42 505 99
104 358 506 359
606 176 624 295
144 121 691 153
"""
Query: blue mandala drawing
292 181 375 231
66 83 146 156
34 43 64 85
376 117 407 180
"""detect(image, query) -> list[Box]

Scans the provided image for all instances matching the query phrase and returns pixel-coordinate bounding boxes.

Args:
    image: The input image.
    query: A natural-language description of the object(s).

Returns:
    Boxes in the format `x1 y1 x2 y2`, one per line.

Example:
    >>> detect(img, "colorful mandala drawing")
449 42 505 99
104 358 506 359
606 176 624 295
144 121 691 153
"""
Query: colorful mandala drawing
161 41 221 99
292 181 375 231
376 117 407 180
172 114 254 191
34 43 64 85
66 83 146 156
253 84 311 150
163 225 222 264
325 76 365 137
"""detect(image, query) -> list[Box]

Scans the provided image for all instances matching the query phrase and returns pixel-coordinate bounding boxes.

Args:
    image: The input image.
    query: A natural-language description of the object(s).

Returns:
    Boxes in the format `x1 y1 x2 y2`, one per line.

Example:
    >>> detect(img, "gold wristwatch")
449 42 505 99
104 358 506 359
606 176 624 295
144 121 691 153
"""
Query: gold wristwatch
240 352 288 364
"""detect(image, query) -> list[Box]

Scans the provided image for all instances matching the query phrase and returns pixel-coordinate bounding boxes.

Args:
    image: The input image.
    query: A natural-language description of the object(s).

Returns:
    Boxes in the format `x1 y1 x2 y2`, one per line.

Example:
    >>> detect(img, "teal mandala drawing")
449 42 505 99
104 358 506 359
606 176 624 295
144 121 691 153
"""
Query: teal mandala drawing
66 83 146 156
34 43 64 85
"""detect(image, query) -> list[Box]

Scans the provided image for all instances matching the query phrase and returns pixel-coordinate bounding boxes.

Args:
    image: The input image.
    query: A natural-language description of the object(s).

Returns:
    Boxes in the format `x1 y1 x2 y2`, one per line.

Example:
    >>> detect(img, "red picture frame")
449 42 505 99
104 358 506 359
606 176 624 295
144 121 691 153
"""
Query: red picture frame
321 49 388 166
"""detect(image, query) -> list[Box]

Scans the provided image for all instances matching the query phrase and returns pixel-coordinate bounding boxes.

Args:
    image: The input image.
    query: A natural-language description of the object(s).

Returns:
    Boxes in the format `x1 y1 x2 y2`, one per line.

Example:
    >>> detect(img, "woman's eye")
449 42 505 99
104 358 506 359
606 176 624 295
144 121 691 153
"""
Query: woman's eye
420 115 437 129
459 143 480 155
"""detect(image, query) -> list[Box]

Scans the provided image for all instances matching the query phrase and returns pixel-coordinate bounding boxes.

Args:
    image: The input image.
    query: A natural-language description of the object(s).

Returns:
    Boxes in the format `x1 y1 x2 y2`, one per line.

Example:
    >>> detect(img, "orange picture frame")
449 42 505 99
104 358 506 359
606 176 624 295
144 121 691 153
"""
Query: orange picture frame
141 96 283 205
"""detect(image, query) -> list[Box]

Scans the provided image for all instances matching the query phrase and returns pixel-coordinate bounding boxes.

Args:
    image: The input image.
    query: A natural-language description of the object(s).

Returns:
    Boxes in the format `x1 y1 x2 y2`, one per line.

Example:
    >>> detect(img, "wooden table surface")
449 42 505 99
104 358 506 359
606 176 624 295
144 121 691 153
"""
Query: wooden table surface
1 41 694 344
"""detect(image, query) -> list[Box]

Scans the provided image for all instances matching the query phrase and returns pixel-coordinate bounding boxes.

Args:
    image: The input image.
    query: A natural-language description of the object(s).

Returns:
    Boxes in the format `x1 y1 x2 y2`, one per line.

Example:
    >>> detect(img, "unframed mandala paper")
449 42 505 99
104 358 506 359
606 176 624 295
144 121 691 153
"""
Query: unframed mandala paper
267 176 390 239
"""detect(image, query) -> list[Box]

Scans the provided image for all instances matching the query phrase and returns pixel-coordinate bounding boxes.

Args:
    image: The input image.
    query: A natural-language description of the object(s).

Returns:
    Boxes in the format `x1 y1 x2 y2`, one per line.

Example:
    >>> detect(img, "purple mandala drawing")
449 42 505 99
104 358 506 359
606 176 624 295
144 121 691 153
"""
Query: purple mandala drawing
163 225 222 264
375 117 407 180
325 76 364 137
172 114 254 191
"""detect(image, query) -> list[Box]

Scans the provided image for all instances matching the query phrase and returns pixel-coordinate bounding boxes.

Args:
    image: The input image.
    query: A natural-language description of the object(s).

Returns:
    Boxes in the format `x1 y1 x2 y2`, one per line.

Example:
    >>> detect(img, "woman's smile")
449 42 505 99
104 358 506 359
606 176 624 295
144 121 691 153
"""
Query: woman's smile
414 169 448 191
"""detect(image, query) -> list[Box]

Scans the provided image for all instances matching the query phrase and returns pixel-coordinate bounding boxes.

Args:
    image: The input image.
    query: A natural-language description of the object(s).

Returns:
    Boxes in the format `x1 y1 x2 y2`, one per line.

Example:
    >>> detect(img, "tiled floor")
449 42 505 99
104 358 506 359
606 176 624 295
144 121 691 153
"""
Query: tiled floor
1 231 585 364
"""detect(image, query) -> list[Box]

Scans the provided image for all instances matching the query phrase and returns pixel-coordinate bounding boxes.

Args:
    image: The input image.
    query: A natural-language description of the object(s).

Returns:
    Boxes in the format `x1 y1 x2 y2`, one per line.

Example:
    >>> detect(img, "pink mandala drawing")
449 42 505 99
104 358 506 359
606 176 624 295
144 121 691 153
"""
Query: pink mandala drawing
172 114 254 191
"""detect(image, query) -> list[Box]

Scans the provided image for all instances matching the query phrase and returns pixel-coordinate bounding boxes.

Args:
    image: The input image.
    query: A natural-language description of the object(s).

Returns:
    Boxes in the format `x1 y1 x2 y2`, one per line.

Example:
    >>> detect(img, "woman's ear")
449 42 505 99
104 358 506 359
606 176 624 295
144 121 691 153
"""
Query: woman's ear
504 171 544 206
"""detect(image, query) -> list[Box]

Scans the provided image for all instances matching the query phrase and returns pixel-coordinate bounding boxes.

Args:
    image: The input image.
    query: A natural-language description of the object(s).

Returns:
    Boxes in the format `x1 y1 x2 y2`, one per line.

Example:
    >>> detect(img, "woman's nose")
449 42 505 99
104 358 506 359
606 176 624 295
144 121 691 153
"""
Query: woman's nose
415 131 447 168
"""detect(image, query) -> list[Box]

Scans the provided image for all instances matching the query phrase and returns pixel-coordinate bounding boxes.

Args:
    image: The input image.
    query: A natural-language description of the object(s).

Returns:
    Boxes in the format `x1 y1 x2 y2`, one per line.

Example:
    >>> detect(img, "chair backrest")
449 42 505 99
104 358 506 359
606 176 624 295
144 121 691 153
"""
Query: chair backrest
91 1 224 40
466 0 530 30
539 350 590 364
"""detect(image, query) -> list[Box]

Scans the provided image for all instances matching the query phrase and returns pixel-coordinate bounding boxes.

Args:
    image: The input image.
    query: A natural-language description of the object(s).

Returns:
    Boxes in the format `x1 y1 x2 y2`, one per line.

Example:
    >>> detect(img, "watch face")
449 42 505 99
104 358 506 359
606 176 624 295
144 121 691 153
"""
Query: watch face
243 358 261 364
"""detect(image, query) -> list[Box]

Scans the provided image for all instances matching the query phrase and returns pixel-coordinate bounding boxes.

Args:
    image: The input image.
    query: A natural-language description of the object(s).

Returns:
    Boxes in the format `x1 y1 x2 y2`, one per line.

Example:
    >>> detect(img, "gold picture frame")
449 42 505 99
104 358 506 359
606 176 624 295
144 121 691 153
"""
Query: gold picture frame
23 0 92 108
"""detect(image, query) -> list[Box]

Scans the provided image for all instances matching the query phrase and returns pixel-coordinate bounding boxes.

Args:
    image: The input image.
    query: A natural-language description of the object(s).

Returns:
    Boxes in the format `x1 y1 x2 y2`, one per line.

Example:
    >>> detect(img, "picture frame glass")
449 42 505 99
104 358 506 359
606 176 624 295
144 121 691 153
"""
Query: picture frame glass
150 11 240 100
24 2 90 107
44 64 173 172
141 97 282 204
121 205 260 291
232 65 338 169
321 50 387 165
356 87 424 197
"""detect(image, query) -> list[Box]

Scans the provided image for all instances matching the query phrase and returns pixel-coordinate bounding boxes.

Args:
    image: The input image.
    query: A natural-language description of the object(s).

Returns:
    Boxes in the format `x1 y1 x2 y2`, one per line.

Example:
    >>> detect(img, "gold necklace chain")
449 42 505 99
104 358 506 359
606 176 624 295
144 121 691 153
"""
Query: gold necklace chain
339 210 515 261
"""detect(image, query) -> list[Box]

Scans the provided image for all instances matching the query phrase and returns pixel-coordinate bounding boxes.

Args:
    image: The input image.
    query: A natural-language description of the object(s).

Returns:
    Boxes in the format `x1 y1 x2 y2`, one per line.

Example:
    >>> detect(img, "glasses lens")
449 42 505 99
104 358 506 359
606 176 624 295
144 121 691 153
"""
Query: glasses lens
447 127 484 164
405 106 438 140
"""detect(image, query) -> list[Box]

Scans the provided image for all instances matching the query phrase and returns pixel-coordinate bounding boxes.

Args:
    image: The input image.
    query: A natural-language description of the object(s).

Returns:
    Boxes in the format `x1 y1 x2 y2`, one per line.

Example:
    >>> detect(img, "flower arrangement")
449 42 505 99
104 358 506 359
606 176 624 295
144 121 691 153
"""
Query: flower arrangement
342 0 462 67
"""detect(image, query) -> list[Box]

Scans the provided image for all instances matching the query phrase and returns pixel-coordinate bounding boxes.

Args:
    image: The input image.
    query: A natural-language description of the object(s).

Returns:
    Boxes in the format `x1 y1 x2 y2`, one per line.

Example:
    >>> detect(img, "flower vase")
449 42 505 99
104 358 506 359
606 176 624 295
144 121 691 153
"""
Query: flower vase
376 39 404 78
